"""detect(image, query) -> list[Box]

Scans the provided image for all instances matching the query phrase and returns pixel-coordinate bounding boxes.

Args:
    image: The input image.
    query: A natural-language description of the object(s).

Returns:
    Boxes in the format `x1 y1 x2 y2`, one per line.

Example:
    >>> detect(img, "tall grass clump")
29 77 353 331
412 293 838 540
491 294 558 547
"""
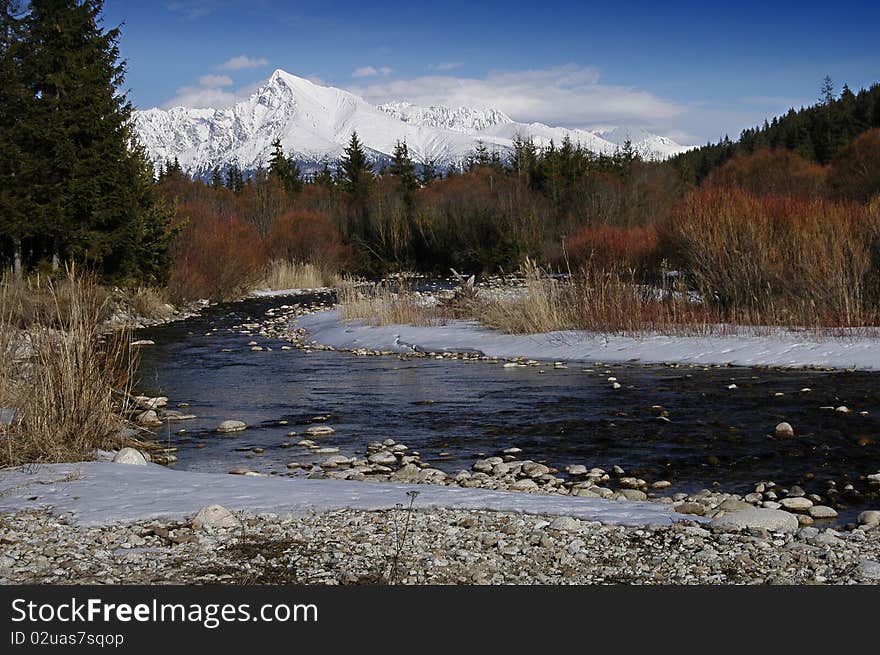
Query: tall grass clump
260 260 340 291
337 277 442 327
0 272 138 467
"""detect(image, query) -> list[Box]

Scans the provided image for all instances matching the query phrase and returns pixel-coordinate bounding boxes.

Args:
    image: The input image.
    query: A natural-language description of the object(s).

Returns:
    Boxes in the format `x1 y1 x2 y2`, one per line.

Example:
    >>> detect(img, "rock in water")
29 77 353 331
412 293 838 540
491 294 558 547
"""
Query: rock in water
216 420 247 433
112 448 147 466
710 508 799 534
774 422 795 438
304 425 335 436
192 504 240 530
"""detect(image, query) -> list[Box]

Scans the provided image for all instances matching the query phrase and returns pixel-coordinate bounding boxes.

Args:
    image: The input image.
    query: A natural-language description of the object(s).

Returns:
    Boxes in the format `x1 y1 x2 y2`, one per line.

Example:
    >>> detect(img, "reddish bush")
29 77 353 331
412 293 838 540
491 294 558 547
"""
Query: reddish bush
267 209 352 269
565 224 660 272
827 129 880 203
168 204 265 301
704 149 826 198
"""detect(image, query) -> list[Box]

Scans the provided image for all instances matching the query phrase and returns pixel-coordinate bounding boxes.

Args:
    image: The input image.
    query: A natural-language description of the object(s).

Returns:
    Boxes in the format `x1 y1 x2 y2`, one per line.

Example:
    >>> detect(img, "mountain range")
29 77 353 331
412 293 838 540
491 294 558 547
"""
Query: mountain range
132 69 690 178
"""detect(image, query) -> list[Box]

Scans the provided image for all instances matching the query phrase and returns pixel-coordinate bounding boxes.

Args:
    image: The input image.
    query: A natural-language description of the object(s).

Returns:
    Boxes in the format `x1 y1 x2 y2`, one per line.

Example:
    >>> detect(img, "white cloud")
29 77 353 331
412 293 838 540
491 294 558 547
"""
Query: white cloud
198 74 233 87
349 64 684 129
164 76 260 109
352 65 393 78
219 55 268 72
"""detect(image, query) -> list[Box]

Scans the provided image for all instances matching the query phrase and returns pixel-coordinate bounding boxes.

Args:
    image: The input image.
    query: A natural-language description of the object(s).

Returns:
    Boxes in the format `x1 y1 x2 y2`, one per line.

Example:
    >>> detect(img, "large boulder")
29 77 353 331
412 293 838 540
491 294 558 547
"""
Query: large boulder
112 447 147 466
710 508 799 534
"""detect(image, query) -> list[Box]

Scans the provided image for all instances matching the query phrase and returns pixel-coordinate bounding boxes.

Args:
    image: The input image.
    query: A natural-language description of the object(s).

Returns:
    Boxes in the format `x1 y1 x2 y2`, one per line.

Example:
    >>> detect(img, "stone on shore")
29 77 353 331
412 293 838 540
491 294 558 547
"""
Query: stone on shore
710 508 799 534
112 448 147 466
192 504 240 530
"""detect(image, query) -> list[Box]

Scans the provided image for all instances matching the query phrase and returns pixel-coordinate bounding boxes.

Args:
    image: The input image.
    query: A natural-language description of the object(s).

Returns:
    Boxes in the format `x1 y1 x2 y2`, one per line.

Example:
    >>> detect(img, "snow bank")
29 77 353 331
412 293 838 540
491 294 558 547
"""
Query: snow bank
0 462 689 527
298 309 880 370
250 287 331 298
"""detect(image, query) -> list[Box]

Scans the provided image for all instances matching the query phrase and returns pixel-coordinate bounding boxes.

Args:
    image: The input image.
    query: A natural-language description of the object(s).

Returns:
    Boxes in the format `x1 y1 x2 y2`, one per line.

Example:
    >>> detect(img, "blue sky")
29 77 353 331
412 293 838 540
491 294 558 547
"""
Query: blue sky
104 0 880 144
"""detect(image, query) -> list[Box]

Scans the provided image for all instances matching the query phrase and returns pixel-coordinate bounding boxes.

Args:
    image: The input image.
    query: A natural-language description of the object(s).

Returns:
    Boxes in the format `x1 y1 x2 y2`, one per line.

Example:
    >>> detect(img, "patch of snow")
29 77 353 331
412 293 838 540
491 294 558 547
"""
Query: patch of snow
0 462 692 527
250 286 331 298
297 309 880 370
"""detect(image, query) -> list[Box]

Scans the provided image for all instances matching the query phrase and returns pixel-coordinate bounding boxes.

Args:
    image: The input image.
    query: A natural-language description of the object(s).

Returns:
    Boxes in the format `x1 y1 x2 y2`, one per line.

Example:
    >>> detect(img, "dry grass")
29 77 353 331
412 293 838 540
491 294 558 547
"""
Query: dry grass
337 277 443 327
0 271 139 467
260 260 340 291
123 287 175 321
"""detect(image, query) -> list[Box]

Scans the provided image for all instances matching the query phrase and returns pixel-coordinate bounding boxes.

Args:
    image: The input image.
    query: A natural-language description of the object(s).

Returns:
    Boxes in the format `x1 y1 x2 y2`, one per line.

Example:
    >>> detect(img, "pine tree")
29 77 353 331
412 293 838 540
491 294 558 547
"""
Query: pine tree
419 159 437 186
314 160 335 188
389 139 418 192
338 131 372 193
225 163 244 193
209 166 224 189
0 0 27 278
12 0 174 282
338 131 373 237
267 138 302 193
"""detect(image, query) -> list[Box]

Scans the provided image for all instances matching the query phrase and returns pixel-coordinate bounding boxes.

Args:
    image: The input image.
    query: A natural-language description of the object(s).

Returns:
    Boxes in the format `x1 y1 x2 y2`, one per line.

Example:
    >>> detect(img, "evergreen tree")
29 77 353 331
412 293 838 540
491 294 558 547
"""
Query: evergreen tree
388 139 418 192
267 138 302 193
314 160 335 188
12 0 173 282
0 0 27 278
338 131 373 237
209 166 224 189
225 163 244 193
419 159 437 186
338 131 372 193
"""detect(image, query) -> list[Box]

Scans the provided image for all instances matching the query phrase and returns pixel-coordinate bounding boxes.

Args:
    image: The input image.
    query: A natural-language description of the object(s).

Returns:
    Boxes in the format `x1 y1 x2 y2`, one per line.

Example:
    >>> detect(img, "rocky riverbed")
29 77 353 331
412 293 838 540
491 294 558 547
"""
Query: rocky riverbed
2 505 879 585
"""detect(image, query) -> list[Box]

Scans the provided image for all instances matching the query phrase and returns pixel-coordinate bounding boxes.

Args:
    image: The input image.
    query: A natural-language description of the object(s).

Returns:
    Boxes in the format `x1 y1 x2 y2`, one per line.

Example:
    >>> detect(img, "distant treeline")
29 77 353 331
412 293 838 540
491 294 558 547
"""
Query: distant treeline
675 79 880 181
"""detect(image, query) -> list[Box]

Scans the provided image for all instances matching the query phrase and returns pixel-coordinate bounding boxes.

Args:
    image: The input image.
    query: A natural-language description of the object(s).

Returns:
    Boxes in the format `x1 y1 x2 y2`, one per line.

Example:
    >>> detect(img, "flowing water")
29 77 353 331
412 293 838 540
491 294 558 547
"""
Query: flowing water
136 292 880 524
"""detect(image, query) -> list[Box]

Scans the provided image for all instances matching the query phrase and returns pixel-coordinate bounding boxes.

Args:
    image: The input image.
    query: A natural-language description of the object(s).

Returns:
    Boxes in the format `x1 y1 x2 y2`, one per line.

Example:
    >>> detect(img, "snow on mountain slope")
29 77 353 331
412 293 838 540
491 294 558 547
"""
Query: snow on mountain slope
377 102 514 133
133 69 690 178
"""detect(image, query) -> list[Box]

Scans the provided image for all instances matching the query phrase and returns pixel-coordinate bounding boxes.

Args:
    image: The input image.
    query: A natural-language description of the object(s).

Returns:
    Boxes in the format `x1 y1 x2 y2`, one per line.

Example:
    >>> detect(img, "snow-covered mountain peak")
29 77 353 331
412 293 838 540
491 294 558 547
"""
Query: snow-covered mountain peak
132 68 691 178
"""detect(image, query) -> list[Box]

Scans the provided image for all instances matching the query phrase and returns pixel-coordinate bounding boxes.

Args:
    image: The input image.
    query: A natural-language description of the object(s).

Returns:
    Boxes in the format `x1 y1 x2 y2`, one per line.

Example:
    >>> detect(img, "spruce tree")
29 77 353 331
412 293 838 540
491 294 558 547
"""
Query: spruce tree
338 131 373 238
225 163 244 193
389 139 418 192
209 166 224 189
0 0 27 278
267 138 302 193
338 131 372 193
13 0 173 282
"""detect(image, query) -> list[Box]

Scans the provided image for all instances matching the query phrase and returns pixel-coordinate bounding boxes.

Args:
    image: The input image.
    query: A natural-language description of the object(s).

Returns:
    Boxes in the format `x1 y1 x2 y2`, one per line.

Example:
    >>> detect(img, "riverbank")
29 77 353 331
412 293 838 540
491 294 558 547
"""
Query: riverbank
1 461 879 585
295 309 880 371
